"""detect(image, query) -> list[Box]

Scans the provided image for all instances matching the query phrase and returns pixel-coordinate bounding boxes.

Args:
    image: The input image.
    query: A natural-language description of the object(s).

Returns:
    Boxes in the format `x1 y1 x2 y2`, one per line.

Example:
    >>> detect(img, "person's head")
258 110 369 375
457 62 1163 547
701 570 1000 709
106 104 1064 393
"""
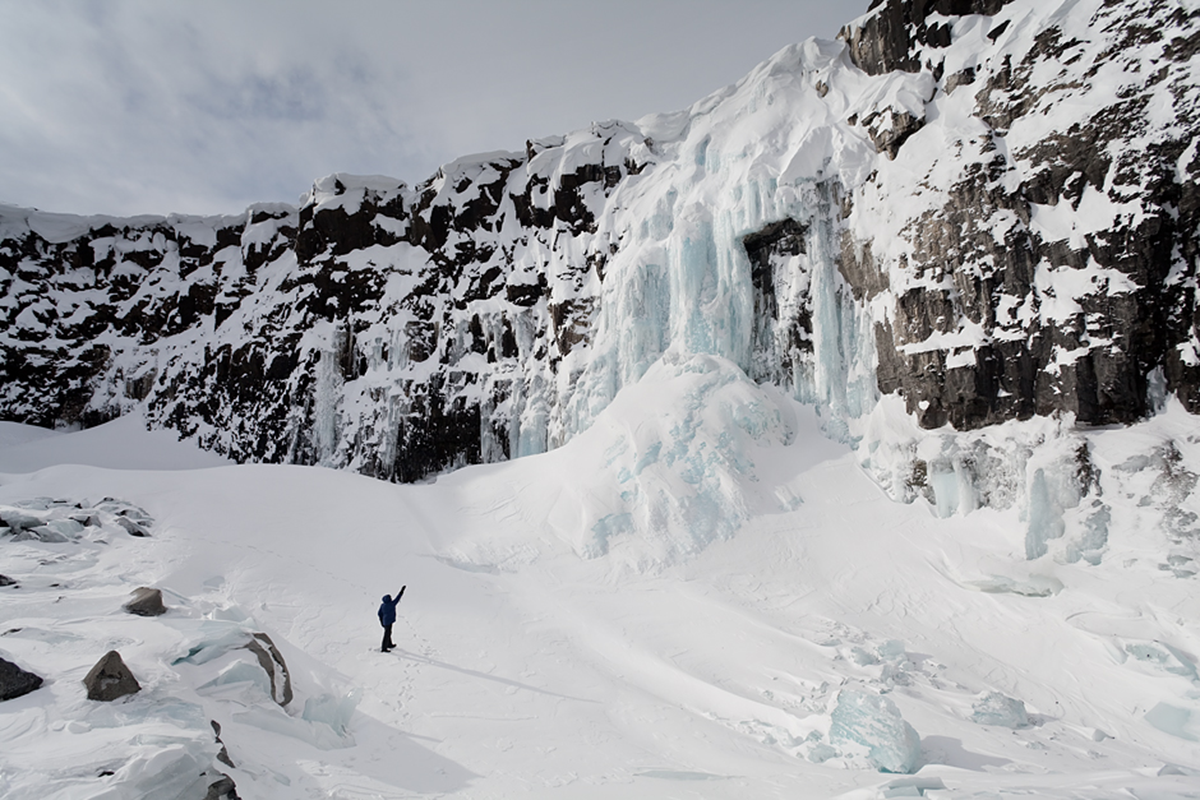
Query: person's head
382 594 391 602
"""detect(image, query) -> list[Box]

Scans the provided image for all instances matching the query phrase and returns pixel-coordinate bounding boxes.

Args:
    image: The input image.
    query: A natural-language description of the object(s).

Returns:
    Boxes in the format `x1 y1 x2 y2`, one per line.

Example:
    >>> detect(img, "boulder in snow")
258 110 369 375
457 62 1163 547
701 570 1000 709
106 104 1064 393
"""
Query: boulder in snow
0 657 44 701
123 586 167 617
15 526 68 543
244 633 292 706
83 650 140 701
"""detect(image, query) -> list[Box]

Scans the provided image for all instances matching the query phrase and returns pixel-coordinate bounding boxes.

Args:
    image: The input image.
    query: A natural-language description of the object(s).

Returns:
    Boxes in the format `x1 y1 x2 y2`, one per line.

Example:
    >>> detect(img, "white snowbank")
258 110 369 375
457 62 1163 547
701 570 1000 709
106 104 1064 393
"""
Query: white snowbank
0 412 231 473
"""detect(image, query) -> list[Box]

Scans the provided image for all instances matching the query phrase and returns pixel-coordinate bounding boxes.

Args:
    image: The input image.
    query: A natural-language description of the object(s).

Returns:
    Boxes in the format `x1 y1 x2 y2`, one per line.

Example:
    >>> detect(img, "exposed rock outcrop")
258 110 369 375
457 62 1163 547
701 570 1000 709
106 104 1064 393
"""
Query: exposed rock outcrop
244 632 292 707
0 657 43 701
838 0 1200 430
211 720 235 768
841 0 1018 75
123 586 166 617
83 650 140 701
204 773 240 800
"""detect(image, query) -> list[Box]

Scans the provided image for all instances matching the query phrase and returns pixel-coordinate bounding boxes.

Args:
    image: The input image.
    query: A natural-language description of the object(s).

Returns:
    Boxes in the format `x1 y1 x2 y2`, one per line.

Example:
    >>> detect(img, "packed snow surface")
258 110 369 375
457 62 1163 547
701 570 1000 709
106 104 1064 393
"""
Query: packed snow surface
1 356 1198 799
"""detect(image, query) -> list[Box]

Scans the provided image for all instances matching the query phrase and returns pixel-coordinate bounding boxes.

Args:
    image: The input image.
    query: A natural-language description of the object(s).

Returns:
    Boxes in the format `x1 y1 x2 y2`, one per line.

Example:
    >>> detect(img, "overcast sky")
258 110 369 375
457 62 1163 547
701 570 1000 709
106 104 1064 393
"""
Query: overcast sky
1 1 859 218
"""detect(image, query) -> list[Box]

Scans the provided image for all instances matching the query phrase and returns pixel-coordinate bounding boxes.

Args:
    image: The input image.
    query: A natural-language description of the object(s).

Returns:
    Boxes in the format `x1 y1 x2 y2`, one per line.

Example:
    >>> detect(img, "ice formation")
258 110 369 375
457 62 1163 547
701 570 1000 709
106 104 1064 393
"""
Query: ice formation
549 352 799 563
970 691 1030 728
829 688 922 774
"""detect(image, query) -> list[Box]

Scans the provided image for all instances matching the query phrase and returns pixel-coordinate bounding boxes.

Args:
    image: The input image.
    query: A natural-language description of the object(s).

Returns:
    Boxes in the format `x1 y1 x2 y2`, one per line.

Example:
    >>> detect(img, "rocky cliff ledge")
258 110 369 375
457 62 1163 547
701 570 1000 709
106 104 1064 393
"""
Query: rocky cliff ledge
1 0 1197 485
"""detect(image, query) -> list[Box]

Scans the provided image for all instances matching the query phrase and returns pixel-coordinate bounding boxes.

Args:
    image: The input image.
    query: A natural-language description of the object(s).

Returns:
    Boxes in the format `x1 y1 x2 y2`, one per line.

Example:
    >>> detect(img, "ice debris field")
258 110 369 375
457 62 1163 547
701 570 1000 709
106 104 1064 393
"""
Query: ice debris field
1 363 1200 799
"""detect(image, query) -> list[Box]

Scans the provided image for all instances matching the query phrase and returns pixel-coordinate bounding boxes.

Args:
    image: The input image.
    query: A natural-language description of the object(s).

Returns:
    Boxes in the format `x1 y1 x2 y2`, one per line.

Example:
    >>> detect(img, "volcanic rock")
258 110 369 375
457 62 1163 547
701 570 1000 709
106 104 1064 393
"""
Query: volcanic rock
122 586 166 616
83 650 140 701
204 773 240 800
0 657 43 701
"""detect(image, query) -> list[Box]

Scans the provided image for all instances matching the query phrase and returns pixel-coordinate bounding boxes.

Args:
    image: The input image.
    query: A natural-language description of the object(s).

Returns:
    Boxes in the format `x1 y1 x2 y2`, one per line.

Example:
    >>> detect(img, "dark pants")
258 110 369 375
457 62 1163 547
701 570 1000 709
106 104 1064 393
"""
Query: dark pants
381 624 395 651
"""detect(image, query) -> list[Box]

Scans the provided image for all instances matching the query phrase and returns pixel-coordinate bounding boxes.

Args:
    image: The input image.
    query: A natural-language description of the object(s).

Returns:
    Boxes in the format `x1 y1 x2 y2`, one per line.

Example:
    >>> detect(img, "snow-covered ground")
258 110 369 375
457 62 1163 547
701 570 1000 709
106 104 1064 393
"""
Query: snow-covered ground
2 359 1199 799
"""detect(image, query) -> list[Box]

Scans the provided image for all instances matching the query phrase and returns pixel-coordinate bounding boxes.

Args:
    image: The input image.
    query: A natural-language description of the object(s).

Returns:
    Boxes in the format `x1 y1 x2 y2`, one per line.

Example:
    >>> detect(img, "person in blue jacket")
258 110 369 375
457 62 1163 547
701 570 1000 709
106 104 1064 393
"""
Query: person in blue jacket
378 586 406 652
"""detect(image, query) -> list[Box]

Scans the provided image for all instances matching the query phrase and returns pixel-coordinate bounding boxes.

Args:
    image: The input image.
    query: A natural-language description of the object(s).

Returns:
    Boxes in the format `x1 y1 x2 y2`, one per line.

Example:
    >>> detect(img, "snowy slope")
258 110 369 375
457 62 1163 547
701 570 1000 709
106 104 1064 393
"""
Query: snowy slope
2 361 1199 799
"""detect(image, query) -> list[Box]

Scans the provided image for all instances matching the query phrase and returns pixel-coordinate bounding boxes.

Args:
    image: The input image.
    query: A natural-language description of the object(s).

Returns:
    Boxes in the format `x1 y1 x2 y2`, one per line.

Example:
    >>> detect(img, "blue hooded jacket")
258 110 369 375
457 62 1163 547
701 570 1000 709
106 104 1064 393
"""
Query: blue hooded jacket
378 587 404 626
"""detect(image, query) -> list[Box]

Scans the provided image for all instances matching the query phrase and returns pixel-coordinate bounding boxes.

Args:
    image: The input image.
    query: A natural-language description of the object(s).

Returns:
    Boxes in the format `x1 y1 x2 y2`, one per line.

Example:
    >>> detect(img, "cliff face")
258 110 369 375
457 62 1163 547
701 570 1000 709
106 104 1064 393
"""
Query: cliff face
0 132 645 480
1 0 1197 487
840 0 1200 430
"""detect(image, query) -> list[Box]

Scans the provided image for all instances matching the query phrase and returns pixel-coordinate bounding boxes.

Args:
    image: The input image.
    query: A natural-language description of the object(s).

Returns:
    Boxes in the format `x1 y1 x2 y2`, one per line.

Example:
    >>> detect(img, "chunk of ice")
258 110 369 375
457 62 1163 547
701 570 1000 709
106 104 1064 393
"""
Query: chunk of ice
970 692 1030 728
1145 703 1199 741
829 689 921 774
806 742 838 763
302 690 360 736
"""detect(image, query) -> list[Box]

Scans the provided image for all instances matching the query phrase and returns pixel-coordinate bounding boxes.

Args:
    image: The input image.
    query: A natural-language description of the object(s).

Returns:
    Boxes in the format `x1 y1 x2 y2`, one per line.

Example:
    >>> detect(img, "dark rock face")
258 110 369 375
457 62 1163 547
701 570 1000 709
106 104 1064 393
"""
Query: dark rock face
0 130 641 481
212 719 235 768
836 0 1200 430
204 774 240 800
0 0 1196 481
83 650 140 701
123 586 166 616
0 657 43 701
743 219 814 386
244 632 292 706
843 0 1018 75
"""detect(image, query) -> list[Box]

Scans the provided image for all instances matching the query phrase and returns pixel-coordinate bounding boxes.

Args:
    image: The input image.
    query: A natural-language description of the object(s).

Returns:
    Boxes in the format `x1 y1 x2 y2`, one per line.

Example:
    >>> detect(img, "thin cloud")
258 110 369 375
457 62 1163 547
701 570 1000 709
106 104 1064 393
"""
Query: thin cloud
0 0 854 216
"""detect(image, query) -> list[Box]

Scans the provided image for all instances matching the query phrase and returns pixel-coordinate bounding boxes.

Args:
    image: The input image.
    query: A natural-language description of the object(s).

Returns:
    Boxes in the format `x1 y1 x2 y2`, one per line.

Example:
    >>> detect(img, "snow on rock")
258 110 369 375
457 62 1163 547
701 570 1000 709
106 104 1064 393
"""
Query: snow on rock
0 497 155 544
0 492 363 799
0 13 1199 797
0 0 1195 526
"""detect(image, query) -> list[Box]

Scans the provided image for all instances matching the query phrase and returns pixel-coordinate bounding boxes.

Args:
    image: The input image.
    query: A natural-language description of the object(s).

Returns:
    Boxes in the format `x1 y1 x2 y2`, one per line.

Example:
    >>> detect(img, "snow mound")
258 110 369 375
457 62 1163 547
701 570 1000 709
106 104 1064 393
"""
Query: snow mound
0 422 61 449
0 413 231 473
544 352 819 566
